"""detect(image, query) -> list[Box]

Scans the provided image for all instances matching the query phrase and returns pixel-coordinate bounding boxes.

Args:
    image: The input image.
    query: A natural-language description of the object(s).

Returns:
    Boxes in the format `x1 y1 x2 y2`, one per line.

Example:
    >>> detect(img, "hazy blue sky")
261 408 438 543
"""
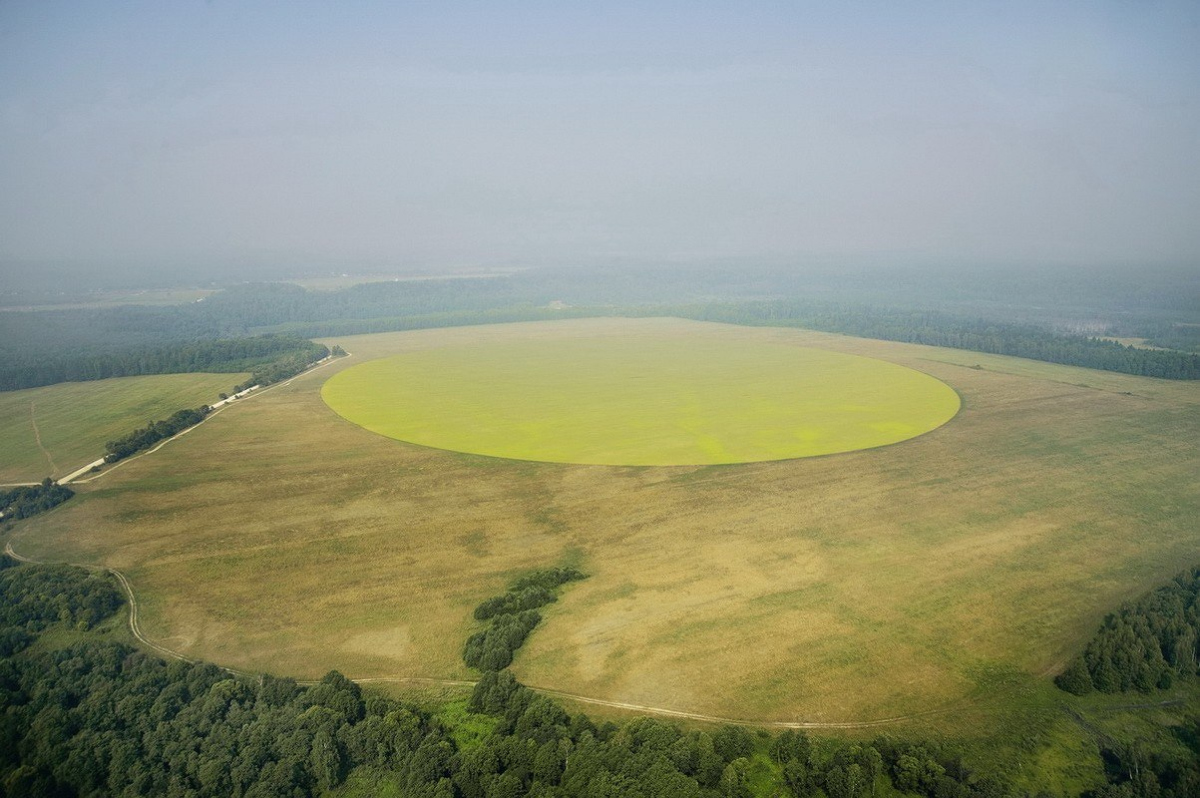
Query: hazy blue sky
2 1 1199 273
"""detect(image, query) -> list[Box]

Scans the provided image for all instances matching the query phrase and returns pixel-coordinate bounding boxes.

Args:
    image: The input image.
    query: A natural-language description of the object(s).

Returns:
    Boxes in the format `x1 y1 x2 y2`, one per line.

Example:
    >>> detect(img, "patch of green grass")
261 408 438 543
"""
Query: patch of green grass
435 698 498 751
746 737 788 797
326 767 406 797
0 372 246 483
321 335 960 465
17 605 135 656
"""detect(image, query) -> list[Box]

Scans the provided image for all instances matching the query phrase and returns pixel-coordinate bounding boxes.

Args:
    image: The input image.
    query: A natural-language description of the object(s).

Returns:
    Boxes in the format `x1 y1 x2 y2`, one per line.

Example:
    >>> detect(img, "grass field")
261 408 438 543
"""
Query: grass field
8 318 1199 762
0 372 246 484
322 337 960 465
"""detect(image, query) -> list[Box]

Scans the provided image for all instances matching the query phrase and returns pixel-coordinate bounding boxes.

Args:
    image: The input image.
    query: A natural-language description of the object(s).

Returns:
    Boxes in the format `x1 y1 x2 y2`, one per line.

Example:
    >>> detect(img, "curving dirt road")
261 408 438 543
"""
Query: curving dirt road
5 537 969 729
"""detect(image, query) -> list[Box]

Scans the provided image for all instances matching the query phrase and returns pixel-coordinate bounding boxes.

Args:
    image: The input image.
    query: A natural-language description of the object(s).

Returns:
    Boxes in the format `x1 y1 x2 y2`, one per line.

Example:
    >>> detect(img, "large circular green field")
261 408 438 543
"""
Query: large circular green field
321 334 960 465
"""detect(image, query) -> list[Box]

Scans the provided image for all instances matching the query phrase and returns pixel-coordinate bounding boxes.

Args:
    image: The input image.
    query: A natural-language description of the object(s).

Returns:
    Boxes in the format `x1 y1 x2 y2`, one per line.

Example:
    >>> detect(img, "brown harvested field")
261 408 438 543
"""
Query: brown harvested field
10 317 1200 724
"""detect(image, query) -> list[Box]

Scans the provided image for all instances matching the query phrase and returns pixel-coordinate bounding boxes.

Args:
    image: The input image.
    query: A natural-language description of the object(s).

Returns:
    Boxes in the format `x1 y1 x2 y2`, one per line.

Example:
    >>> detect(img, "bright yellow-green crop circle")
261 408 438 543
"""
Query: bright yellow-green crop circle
321 335 960 466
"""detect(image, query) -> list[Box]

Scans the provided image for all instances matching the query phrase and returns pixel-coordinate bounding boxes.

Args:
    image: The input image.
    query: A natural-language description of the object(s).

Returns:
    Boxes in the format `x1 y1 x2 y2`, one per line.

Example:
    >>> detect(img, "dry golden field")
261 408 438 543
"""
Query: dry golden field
10 317 1200 724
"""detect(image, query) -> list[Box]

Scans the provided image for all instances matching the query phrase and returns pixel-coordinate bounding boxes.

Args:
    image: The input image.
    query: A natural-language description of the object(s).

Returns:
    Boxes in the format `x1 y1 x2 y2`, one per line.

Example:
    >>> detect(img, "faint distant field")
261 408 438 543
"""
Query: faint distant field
322 337 959 465
292 271 517 291
0 287 215 312
11 318 1200 729
0 372 245 483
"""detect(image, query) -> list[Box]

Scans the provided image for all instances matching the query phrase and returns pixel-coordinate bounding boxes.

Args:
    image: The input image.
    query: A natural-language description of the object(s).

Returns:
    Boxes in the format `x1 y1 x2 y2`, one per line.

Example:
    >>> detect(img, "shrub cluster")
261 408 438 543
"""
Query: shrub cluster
0 478 73 522
1056 566 1200 695
104 406 211 463
463 568 586 672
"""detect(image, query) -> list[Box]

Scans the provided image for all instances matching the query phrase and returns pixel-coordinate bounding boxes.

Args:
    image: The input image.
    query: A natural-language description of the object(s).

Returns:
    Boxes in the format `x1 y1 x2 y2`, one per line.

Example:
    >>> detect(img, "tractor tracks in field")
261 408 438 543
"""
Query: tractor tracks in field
29 402 59 475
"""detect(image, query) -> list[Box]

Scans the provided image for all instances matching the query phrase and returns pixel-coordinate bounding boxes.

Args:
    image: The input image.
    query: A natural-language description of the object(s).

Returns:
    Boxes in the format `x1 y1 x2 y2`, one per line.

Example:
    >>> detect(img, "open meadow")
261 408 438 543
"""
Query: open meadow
10 317 1200 734
0 372 247 484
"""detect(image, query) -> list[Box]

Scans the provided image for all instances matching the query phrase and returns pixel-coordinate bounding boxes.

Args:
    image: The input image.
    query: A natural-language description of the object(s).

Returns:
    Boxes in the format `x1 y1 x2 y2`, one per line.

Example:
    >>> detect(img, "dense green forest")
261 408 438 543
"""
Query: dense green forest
230 342 336 393
0 480 74 523
1056 567 1200 696
3 265 1199 392
667 302 1200 380
0 333 328 392
2 558 1198 797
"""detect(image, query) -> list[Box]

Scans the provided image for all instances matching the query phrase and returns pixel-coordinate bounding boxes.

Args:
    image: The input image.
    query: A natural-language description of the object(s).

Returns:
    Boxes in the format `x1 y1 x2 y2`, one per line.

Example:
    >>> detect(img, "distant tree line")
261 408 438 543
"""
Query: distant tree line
1056 566 1200 696
230 342 332 393
104 406 212 463
4 266 1199 391
0 479 73 522
464 567 586 672
0 333 328 392
198 290 1200 381
669 301 1200 380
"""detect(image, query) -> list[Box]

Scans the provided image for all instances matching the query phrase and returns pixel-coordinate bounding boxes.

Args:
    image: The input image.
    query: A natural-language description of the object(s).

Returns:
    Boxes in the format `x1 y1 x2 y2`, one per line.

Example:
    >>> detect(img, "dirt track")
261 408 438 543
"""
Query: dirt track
3 533 965 729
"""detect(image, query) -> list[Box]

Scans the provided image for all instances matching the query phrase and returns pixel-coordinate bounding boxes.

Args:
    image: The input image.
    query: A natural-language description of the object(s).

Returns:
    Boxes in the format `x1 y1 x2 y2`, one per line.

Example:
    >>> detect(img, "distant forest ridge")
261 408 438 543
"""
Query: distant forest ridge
1 266 1198 391
0 333 328 392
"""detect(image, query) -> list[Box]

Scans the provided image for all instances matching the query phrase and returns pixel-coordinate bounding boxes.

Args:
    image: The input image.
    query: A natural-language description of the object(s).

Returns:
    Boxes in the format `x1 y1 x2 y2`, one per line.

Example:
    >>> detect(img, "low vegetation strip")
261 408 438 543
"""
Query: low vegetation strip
0 372 248 483
273 299 1200 380
1056 565 1200 695
104 405 212 463
464 567 586 672
231 342 339 393
101 344 335 464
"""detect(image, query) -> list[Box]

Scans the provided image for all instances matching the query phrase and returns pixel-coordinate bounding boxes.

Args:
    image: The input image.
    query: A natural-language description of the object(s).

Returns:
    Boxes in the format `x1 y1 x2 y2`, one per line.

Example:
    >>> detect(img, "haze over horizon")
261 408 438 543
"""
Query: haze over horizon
3 1 1199 279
